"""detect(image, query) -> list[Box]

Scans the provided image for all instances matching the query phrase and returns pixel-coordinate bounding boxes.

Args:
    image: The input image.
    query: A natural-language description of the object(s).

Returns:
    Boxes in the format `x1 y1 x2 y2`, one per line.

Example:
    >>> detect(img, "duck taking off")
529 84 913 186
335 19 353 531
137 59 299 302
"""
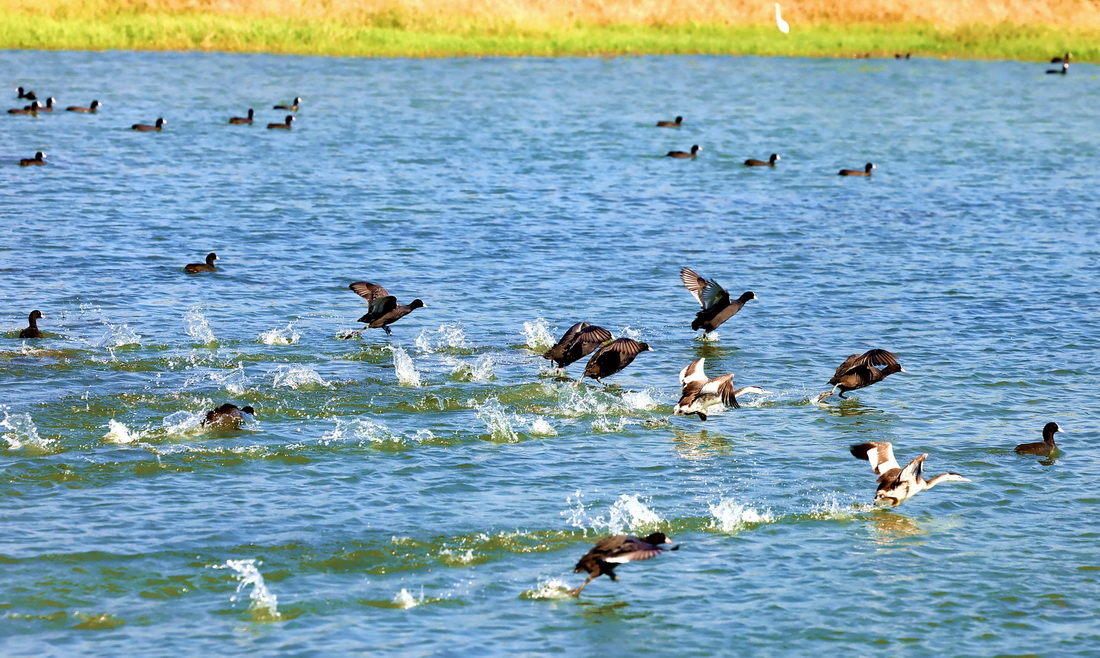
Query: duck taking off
850 442 970 506
680 267 757 335
543 322 612 368
582 337 651 382
346 281 425 337
571 532 677 596
674 358 751 420
202 403 256 428
1014 422 1063 457
819 349 903 401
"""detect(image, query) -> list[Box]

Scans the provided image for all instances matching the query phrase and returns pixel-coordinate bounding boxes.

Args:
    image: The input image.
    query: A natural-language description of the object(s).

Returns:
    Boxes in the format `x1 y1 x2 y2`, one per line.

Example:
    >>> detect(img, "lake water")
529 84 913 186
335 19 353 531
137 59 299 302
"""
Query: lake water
2 51 1099 654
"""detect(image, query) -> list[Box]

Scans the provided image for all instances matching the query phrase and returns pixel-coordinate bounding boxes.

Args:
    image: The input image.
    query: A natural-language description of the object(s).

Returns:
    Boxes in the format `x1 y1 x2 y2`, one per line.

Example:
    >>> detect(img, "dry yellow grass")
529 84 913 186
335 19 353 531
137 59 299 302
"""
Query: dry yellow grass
7 0 1100 28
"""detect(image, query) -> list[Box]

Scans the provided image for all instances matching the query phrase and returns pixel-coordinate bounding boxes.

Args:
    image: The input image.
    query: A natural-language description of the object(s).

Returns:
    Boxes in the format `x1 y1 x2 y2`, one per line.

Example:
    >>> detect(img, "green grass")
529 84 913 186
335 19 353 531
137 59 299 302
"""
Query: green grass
0 12 1095 60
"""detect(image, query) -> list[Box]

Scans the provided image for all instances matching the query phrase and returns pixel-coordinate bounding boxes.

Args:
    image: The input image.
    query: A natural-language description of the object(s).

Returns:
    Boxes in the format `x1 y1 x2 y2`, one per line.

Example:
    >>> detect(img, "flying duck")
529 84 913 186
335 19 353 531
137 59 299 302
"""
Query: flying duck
571 532 677 596
184 253 218 273
8 101 40 115
839 163 875 176
656 116 683 127
202 403 256 428
16 87 36 101
19 310 44 338
543 322 612 368
19 152 45 167
674 358 742 420
850 442 970 506
132 118 166 132
667 145 701 158
274 97 301 111
744 153 780 167
680 267 757 334
820 349 903 400
267 115 295 130
66 100 101 113
1047 62 1069 75
347 281 425 337
1014 422 1063 457
229 108 254 125
582 337 651 382
1051 52 1071 63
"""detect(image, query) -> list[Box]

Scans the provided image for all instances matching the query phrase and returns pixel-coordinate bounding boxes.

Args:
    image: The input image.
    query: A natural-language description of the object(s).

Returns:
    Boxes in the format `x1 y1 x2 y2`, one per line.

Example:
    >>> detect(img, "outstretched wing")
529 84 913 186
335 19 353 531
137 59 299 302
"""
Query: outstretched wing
358 295 398 323
701 373 741 409
850 442 901 475
349 282 390 303
679 358 707 386
544 321 589 361
836 349 900 379
603 535 667 563
575 325 612 350
680 268 708 308
899 453 927 482
701 278 730 311
832 354 864 380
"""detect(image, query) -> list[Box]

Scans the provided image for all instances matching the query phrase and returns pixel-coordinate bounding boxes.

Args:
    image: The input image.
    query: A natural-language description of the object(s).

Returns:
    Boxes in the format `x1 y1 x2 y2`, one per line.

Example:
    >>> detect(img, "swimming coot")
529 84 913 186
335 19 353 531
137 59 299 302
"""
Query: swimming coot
19 310 44 338
184 253 218 273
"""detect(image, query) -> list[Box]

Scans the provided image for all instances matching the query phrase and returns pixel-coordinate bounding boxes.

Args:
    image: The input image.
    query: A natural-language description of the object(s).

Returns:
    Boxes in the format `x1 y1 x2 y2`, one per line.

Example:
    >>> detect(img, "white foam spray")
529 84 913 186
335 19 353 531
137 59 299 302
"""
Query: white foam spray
476 398 518 443
184 308 217 346
415 323 468 353
389 346 421 387
222 559 281 621
708 498 776 532
1 408 54 453
522 318 554 352
104 419 140 444
272 364 329 389
258 321 301 345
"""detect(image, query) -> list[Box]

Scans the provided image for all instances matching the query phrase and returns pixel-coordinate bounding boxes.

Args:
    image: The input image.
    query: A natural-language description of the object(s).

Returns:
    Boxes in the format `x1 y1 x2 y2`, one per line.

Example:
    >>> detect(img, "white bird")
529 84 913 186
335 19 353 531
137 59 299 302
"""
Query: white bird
850 442 970 506
673 358 770 421
775 3 790 34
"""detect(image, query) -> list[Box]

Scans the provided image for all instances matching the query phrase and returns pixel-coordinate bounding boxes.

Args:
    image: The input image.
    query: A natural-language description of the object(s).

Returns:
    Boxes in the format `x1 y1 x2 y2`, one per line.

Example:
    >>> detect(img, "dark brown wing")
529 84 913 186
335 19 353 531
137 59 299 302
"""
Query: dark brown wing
575 325 612 349
602 535 666 563
544 322 589 361
358 295 398 323
831 354 864 381
704 374 741 409
680 267 708 308
349 282 390 304
583 338 646 378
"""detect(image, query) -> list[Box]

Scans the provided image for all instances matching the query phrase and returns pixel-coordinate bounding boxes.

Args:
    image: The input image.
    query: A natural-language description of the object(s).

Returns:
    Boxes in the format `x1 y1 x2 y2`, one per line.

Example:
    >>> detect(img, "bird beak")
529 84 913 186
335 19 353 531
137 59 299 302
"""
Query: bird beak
899 367 906 373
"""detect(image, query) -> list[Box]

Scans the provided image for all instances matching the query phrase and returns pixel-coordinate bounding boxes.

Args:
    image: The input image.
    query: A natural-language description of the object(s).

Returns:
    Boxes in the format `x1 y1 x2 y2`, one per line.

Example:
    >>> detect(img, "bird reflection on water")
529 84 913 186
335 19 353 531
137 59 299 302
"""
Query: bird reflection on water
866 509 927 547
671 428 733 460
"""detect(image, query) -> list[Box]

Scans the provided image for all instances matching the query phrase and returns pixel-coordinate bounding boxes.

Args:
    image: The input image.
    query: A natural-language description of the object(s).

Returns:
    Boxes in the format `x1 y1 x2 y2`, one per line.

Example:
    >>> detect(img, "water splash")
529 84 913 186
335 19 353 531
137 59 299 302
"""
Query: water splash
322 417 404 445
104 419 140 445
528 417 556 436
258 321 300 345
621 388 661 411
563 491 663 534
272 364 329 389
450 355 495 382
162 410 205 436
809 491 866 519
521 577 573 600
618 325 642 340
476 398 519 443
81 304 141 350
1 408 54 453
591 417 629 433
221 559 281 621
708 498 776 533
415 323 468 353
522 318 554 352
184 308 217 346
393 588 423 609
389 346 421 387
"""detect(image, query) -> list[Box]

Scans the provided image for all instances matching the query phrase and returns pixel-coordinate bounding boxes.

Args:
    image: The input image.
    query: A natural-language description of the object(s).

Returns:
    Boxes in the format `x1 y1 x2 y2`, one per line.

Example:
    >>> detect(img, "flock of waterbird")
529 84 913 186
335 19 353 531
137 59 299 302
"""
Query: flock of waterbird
15 250 1065 594
10 55 1071 595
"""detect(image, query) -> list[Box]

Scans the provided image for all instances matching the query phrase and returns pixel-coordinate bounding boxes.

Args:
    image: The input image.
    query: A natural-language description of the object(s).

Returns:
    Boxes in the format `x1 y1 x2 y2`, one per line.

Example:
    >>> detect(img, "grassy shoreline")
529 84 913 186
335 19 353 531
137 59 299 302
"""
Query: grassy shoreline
0 13 1094 61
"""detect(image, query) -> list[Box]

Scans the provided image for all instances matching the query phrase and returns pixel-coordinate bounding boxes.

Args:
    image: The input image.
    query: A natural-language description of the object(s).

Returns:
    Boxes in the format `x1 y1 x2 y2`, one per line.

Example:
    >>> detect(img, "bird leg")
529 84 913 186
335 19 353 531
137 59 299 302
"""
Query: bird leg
698 412 708 421
838 390 848 399
383 326 392 336
341 327 368 340
569 573 598 597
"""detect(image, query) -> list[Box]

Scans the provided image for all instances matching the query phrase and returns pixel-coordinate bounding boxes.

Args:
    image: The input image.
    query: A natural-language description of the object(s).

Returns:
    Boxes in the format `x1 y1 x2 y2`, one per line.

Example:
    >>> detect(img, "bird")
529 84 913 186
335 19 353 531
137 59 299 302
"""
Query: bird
7 101 40 115
839 163 875 176
1014 422 1064 457
16 87 36 101
1051 52 1071 63
228 109 254 125
582 337 651 382
744 153 780 167
274 97 301 111
202 403 256 428
667 145 701 159
674 358 743 421
267 115 295 130
820 349 904 400
32 97 55 112
542 322 612 368
347 282 425 337
680 267 757 335
656 115 683 127
774 3 790 33
1047 62 1069 75
184 253 218 273
132 118 166 132
894 53 912 59
65 100 101 113
850 442 970 506
571 532 677 596
19 152 45 167
19 310 44 339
